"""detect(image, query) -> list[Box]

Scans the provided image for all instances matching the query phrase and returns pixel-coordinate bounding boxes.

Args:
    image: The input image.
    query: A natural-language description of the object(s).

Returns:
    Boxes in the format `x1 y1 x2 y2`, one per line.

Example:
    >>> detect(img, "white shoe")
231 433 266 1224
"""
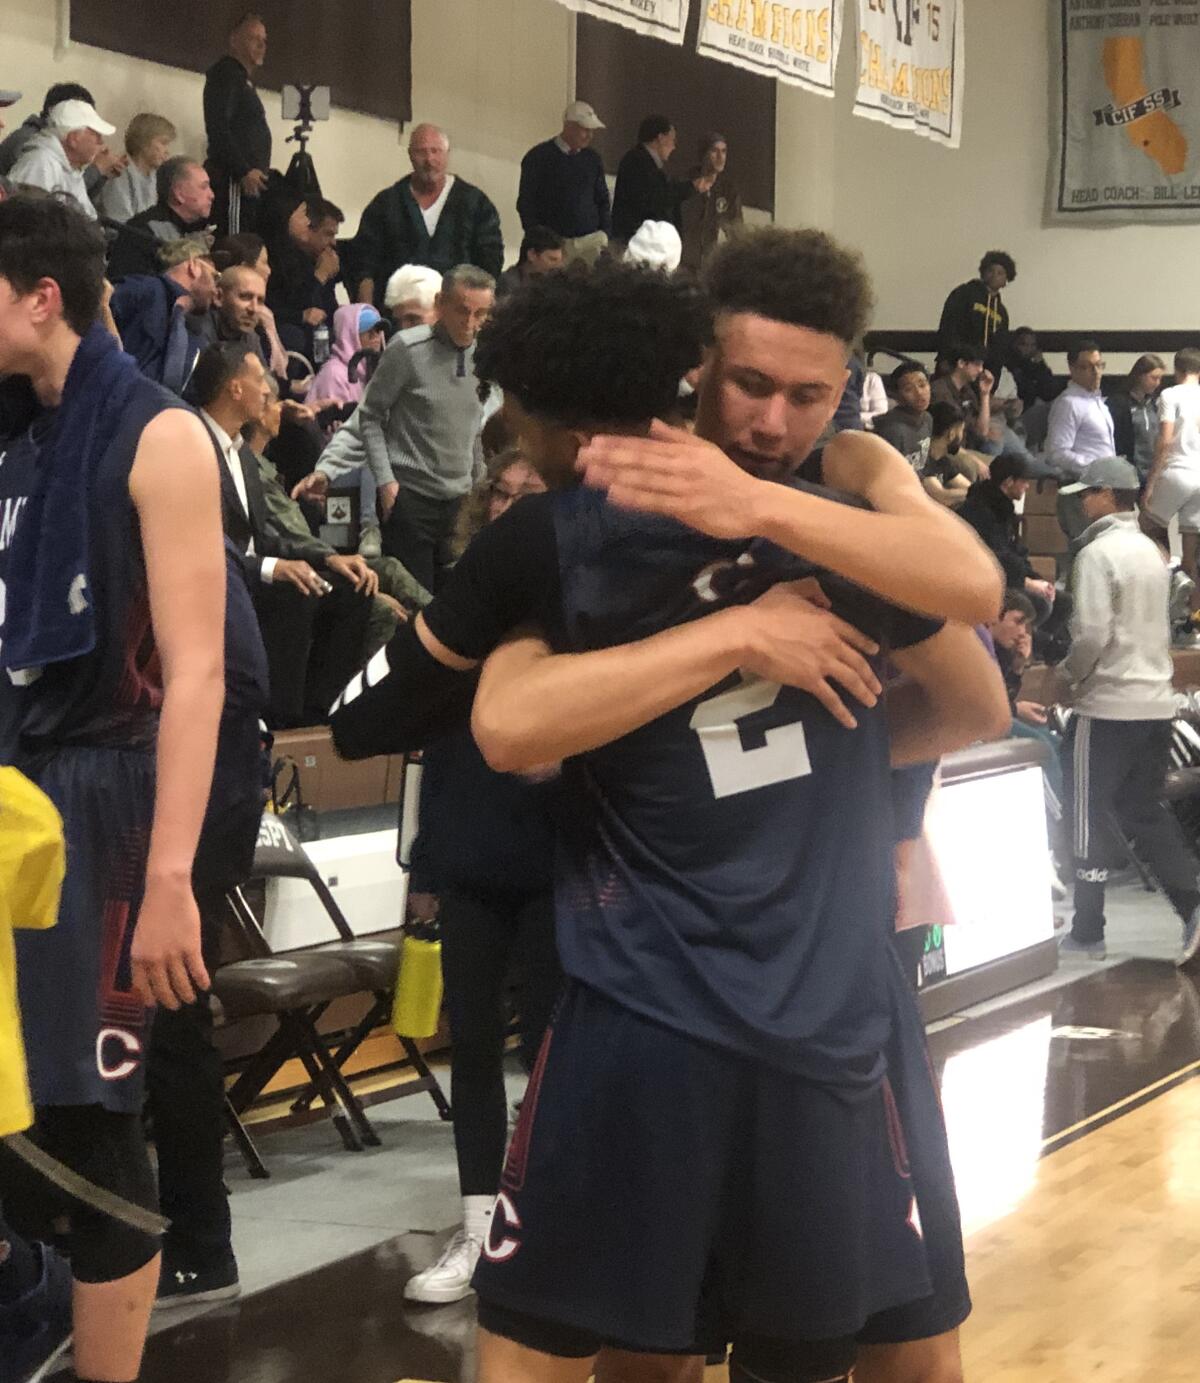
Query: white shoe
403 1227 482 1304
358 523 382 560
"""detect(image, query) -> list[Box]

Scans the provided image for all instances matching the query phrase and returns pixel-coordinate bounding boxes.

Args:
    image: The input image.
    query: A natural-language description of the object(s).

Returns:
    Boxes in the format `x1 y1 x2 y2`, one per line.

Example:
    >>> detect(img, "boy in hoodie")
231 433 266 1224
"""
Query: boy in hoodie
937 250 1015 368
1058 455 1200 965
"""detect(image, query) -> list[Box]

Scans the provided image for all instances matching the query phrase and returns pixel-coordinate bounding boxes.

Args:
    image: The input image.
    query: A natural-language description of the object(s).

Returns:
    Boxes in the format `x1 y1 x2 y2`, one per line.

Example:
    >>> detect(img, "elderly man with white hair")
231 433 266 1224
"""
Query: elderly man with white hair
9 98 117 218
384 263 443 329
353 123 503 310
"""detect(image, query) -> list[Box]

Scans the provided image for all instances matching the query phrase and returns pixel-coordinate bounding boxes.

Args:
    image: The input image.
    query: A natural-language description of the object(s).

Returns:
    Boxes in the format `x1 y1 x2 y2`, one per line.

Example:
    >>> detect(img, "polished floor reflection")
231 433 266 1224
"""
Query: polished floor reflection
125 959 1200 1383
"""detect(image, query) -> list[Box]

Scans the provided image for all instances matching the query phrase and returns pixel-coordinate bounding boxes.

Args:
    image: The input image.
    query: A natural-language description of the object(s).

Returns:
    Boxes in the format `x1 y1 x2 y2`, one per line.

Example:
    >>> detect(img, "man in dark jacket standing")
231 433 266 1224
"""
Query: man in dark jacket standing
937 250 1015 368
517 101 610 264
611 114 712 246
680 132 743 273
203 12 271 235
353 124 504 310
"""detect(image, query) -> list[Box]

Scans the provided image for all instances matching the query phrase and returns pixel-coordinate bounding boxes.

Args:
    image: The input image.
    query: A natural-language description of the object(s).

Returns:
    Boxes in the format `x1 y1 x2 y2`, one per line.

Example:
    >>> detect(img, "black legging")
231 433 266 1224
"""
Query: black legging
438 888 562 1198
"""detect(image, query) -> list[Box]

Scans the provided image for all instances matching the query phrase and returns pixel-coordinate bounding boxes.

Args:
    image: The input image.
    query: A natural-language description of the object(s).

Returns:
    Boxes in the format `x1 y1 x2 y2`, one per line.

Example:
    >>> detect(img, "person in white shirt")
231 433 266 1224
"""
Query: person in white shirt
8 98 116 219
1144 347 1200 605
1045 340 1116 478
95 112 177 223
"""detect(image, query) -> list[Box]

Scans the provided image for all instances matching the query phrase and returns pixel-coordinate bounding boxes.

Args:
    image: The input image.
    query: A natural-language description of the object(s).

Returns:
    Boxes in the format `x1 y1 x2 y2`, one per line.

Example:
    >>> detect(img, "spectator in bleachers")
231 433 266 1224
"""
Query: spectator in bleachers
611 115 713 245
874 363 932 472
920 401 974 506
399 448 560 1307
109 238 216 391
107 157 215 280
1004 326 1059 409
0 83 117 197
1045 340 1115 478
9 98 117 220
495 226 565 300
309 303 386 422
1058 454 1200 963
517 101 610 264
680 132 744 274
212 231 270 279
353 124 503 310
263 193 344 348
194 265 267 365
931 342 995 451
94 113 177 223
937 249 1015 363
293 265 496 592
1108 352 1166 482
242 374 428 657
203 11 271 235
384 264 442 329
188 343 372 726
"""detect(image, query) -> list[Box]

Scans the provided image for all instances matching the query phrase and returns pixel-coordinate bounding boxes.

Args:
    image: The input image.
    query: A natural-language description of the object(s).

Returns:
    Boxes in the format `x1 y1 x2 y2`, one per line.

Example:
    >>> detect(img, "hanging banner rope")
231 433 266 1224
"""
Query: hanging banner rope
553 0 691 44
853 0 965 148
696 2 844 96
1050 0 1200 224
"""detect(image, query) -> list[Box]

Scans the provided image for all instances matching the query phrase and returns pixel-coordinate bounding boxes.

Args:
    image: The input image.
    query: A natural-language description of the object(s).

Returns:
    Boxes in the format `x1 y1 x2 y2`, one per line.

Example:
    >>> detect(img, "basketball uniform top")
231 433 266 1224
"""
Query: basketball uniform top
0 379 181 762
548 481 941 1090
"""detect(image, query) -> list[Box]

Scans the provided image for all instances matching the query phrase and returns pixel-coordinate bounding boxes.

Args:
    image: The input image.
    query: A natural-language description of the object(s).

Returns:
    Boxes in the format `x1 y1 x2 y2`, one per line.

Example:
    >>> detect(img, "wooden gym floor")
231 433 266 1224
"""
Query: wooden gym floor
126 959 1200 1383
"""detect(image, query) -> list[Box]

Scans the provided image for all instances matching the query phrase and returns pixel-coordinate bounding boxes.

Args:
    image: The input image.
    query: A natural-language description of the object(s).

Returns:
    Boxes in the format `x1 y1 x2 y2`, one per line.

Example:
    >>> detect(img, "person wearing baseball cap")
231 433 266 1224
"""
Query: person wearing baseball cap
1058 453 1200 966
517 98 610 265
8 97 116 219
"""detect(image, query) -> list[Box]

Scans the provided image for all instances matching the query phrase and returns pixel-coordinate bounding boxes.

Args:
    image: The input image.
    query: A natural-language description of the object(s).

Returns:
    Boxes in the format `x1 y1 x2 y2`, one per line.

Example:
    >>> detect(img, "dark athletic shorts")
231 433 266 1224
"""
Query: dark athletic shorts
473 955 970 1362
16 745 155 1114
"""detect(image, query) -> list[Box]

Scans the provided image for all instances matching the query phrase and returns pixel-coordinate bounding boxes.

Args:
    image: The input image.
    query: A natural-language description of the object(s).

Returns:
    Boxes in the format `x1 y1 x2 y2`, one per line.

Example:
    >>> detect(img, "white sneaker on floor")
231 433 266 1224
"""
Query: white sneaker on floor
358 524 382 559
404 1228 482 1305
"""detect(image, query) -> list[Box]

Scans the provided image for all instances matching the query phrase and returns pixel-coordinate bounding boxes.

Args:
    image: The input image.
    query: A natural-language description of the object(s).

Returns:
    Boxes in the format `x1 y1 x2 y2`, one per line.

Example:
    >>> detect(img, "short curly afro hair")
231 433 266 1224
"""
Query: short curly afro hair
979 249 1016 282
703 227 874 346
474 261 709 429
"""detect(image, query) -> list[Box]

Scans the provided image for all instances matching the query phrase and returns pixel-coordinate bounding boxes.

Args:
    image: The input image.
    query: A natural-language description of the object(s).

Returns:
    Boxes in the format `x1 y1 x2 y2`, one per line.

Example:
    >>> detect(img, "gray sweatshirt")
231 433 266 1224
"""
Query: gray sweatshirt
317 323 484 500
1062 510 1175 720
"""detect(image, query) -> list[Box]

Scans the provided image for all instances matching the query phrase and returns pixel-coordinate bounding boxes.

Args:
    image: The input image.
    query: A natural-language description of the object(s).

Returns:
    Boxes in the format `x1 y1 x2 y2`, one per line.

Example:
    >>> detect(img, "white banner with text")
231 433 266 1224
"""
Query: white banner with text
553 0 691 44
696 1 844 95
853 0 964 148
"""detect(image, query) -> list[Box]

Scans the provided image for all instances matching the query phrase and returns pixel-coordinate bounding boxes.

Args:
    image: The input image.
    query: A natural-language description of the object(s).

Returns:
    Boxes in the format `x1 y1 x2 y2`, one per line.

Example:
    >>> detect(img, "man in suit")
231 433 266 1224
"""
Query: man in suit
187 342 372 727
352 123 504 310
611 114 712 246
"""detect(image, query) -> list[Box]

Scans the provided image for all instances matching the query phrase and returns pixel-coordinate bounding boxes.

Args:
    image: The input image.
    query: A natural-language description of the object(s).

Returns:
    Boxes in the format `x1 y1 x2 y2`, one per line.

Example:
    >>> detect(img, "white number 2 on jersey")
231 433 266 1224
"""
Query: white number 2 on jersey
689 674 812 799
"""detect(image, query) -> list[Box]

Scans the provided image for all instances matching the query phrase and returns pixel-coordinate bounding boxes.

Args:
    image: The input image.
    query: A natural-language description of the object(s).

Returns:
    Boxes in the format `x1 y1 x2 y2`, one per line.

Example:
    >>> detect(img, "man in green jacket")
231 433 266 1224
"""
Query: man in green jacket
353 124 503 310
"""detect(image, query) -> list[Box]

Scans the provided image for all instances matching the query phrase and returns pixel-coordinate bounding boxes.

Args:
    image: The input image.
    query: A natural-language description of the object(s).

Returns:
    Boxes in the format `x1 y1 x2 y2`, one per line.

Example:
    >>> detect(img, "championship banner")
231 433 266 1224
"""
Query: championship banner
696 2 844 96
1052 0 1200 223
853 0 964 148
553 0 690 44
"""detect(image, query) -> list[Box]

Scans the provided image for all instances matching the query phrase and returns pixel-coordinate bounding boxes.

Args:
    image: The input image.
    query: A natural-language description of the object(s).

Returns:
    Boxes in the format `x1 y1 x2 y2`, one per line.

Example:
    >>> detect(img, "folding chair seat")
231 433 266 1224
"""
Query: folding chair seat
248 813 451 1123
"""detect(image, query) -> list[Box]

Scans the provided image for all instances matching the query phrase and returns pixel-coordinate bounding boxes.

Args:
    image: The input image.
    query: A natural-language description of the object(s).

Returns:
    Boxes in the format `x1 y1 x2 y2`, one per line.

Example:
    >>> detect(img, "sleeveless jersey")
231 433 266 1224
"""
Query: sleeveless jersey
549 479 941 1090
0 379 183 761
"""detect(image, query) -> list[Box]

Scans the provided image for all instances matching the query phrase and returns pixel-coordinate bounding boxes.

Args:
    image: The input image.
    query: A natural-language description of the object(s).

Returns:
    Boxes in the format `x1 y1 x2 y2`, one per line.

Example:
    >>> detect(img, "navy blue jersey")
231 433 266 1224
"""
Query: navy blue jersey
549 483 941 1090
0 380 184 760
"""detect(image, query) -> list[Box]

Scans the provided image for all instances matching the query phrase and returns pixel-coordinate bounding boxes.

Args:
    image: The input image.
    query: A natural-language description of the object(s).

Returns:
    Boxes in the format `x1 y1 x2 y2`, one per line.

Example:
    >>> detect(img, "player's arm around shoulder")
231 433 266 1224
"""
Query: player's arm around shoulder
128 406 225 1010
886 624 1011 768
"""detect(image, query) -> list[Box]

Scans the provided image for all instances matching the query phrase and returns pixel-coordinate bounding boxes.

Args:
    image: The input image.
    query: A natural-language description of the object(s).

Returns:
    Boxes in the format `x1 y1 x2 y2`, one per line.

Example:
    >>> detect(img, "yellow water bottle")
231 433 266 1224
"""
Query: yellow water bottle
391 920 444 1039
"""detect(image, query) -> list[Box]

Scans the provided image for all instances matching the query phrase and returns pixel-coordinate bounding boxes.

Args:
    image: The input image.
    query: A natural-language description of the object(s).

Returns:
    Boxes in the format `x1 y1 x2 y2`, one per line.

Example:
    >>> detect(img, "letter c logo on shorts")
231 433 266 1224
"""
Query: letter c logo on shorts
483 1191 522 1263
96 1027 142 1081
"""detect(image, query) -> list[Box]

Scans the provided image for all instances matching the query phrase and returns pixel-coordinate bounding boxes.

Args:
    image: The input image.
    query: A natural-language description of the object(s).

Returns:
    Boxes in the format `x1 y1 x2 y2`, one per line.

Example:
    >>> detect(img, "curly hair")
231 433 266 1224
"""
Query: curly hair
473 261 709 428
979 249 1016 282
703 227 874 346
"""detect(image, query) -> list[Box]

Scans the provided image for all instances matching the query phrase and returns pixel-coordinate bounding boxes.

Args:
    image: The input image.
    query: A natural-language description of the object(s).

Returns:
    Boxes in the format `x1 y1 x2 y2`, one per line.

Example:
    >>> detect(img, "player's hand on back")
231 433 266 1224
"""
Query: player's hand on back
577 419 767 539
741 579 881 730
131 877 210 1010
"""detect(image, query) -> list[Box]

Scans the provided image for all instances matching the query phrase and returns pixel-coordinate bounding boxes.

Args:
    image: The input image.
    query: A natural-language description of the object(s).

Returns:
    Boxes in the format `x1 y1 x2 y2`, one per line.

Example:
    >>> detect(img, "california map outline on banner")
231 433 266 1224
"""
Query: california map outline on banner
552 0 691 44
1053 0 1200 223
695 2 844 95
852 0 965 148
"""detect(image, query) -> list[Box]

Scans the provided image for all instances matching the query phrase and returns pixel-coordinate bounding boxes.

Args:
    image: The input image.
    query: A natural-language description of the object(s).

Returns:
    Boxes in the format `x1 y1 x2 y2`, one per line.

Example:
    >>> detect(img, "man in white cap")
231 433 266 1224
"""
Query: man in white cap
623 219 682 274
517 100 610 265
9 98 116 219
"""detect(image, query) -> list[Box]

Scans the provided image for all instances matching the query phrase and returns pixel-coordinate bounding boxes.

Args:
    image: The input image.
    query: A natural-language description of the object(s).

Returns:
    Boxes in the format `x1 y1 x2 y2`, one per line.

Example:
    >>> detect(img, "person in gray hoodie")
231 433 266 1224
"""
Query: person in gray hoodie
1058 455 1200 965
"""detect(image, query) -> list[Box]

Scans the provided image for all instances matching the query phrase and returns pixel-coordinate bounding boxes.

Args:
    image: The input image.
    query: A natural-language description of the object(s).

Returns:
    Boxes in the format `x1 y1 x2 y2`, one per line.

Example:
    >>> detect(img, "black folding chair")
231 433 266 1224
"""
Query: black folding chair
247 811 451 1124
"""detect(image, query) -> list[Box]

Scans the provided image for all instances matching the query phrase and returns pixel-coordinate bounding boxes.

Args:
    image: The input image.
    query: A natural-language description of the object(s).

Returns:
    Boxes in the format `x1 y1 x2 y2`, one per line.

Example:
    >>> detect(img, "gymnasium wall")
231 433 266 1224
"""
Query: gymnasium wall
776 0 1198 332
